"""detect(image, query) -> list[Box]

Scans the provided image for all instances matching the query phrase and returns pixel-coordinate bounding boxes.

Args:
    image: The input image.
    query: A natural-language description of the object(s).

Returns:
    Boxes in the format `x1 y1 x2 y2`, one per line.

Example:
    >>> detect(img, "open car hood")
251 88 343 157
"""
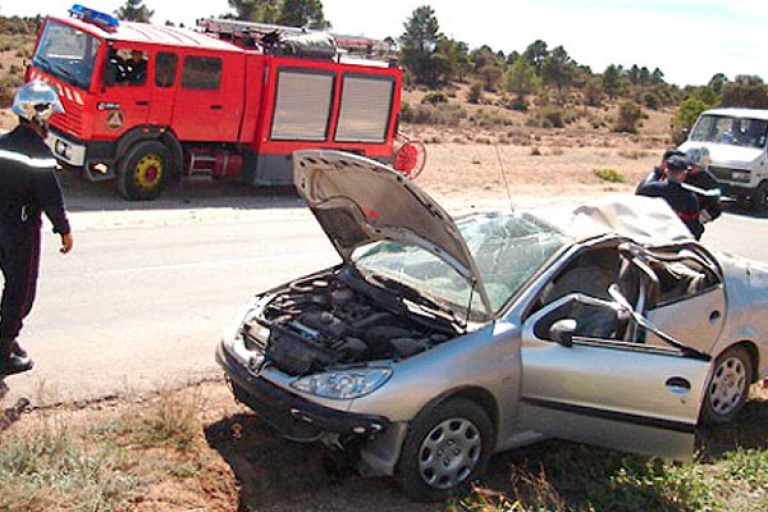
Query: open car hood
293 150 493 313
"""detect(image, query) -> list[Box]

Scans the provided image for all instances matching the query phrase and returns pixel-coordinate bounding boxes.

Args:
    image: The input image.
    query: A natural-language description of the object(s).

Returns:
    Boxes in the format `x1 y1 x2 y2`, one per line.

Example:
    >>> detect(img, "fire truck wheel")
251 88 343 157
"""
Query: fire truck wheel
116 141 172 201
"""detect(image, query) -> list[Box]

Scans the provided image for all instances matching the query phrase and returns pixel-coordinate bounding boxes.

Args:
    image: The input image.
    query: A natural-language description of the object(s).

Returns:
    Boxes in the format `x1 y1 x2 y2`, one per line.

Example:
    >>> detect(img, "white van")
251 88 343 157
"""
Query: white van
679 108 768 211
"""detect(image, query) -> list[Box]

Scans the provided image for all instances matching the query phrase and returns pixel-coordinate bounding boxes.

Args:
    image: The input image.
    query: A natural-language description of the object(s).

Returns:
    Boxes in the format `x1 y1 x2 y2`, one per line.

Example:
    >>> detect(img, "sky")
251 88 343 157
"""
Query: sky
3 0 767 87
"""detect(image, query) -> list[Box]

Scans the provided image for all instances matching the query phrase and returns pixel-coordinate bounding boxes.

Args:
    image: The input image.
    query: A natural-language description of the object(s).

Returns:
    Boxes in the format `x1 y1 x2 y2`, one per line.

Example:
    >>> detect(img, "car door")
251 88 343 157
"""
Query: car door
516 293 712 460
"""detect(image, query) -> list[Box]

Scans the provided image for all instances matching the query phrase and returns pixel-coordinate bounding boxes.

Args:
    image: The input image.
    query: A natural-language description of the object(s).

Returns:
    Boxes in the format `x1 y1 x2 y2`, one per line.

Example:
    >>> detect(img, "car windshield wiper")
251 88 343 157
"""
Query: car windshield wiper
369 274 464 328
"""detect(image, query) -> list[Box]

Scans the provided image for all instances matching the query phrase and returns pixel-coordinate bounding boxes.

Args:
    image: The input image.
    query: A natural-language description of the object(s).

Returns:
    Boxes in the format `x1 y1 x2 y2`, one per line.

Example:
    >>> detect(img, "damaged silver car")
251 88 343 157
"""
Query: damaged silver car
216 150 768 501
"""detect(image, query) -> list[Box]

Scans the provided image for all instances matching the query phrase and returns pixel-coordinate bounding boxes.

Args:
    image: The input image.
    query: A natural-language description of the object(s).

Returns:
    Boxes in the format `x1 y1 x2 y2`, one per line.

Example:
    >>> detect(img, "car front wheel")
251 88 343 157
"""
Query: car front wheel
397 398 493 502
701 345 753 424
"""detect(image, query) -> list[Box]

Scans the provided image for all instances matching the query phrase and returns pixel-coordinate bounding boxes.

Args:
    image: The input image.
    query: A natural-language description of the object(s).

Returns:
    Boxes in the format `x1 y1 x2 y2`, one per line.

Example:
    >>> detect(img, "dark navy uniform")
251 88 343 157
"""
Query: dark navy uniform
686 167 722 222
0 124 70 342
637 179 702 239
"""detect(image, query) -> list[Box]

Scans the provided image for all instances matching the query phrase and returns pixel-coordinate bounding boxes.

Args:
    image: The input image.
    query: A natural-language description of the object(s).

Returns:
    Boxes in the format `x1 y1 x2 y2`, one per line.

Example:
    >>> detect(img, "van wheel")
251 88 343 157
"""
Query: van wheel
116 141 171 201
396 398 493 502
749 182 768 212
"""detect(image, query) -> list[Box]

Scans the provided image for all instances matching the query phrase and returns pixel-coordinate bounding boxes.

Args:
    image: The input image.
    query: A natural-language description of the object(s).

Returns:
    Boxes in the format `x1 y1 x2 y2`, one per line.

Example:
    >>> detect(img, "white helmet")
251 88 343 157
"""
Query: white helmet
12 80 65 125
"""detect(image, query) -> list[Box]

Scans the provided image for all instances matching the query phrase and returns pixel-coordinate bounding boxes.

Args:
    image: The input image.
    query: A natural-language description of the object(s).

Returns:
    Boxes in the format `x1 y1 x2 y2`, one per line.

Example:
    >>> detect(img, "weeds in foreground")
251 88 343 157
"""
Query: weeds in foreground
0 387 218 511
593 168 625 183
452 441 768 512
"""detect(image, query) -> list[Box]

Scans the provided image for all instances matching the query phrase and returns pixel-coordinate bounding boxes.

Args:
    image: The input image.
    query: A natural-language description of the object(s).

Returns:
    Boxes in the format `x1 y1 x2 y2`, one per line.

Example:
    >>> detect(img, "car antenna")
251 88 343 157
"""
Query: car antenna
494 144 514 210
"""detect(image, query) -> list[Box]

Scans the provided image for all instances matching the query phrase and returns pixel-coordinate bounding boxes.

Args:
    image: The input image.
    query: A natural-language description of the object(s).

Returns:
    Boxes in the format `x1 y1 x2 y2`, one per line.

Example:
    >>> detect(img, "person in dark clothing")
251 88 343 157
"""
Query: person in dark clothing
684 160 722 223
0 81 73 378
125 50 147 85
634 147 687 194
636 156 703 239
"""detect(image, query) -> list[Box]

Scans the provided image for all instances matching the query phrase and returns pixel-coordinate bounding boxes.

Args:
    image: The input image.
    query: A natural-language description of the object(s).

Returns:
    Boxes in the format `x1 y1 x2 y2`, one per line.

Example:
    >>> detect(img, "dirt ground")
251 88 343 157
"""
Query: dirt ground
0 108 743 508
1 92 762 511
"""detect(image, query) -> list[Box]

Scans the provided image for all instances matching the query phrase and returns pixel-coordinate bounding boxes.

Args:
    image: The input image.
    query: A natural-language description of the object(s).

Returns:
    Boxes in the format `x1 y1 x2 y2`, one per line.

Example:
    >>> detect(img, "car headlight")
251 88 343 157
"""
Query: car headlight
290 368 393 399
732 171 751 182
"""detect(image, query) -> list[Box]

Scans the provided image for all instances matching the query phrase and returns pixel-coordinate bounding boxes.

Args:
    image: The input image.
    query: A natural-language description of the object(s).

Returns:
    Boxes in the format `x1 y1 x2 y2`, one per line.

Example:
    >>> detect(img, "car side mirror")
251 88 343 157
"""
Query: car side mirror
550 318 577 348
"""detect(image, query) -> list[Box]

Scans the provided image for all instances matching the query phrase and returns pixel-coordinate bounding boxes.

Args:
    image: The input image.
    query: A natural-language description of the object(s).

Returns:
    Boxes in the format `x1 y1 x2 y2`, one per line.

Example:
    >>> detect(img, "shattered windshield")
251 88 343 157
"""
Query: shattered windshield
32 20 101 91
690 114 768 149
351 212 568 319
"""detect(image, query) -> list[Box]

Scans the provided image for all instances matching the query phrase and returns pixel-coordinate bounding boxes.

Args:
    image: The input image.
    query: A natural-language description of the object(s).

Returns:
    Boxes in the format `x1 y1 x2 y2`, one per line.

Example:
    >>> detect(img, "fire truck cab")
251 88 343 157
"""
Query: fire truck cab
28 5 403 200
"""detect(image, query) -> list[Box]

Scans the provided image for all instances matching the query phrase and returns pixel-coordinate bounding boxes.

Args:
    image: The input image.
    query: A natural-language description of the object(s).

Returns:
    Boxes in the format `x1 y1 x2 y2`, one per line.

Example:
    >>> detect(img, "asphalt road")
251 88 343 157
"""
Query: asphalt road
1 195 766 406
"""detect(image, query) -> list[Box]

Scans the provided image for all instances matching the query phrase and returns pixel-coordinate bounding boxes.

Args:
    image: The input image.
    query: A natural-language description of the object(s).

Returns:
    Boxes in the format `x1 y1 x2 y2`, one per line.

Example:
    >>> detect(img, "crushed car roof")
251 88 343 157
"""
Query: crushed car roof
566 196 694 244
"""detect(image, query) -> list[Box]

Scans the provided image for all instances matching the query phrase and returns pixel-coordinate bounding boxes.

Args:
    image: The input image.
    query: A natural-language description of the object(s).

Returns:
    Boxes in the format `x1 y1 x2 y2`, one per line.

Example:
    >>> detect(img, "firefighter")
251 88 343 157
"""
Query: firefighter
634 147 686 193
636 155 703 239
0 81 73 378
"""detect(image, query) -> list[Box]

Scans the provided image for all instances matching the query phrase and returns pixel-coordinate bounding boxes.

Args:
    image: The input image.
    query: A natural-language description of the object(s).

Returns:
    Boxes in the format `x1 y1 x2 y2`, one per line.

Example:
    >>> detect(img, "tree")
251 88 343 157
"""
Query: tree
602 64 622 99
708 73 727 95
115 0 154 22
470 46 503 91
504 56 540 110
650 67 665 85
399 5 442 86
436 37 470 82
541 45 576 96
523 39 548 75
720 75 768 108
278 0 328 28
228 0 279 22
672 96 710 143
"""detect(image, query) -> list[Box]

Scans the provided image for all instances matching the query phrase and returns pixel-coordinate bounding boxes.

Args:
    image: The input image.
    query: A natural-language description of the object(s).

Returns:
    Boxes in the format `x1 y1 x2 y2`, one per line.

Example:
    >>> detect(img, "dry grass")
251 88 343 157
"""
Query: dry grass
0 384 238 511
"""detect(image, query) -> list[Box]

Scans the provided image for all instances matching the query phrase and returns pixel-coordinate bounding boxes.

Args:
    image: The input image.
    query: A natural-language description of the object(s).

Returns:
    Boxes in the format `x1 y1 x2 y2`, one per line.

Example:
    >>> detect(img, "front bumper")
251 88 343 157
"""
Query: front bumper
47 130 87 167
216 342 391 441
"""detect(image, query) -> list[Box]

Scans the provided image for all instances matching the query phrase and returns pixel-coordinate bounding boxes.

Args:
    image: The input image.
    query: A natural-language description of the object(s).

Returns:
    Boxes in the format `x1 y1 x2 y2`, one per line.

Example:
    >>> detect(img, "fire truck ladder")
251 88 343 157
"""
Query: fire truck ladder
196 18 392 57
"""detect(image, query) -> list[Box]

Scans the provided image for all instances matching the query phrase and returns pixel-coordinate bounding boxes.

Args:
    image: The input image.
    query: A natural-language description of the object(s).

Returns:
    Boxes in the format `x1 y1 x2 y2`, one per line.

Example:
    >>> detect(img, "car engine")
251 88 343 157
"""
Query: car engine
245 270 456 376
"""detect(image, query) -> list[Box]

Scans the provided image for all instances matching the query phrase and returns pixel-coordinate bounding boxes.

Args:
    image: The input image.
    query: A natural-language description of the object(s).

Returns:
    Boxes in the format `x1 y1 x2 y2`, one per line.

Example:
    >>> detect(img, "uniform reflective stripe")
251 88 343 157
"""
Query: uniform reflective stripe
0 149 57 168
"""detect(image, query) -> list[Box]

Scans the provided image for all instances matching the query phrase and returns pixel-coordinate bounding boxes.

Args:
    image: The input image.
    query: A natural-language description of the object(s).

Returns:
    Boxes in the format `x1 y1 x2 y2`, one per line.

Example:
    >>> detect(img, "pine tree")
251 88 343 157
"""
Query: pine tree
114 0 154 22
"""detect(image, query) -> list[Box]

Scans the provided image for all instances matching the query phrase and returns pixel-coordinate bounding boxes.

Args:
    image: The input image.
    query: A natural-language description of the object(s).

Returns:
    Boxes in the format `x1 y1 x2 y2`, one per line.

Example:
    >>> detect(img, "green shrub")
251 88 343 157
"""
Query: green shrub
613 101 643 133
407 102 467 126
422 91 448 105
643 91 661 110
0 73 24 108
594 168 625 183
467 81 484 104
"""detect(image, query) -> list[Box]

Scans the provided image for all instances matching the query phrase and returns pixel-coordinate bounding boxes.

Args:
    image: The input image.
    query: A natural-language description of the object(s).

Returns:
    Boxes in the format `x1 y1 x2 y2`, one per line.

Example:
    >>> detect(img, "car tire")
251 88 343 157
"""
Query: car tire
701 345 753 424
749 181 768 212
396 398 493 502
116 141 171 201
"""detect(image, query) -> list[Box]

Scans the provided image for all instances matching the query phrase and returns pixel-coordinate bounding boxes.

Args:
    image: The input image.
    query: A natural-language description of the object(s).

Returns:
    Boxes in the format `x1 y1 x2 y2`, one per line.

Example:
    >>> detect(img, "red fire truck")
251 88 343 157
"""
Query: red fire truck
26 5 416 200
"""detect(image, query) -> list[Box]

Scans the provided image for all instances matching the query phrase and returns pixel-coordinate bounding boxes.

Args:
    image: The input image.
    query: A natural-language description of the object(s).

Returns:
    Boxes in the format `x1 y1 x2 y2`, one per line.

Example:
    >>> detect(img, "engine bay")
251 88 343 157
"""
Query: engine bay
245 269 457 375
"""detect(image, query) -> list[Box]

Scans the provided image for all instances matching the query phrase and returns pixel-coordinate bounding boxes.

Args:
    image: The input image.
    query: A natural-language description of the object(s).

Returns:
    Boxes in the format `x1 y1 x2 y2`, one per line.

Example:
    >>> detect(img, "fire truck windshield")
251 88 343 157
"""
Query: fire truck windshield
32 20 101 91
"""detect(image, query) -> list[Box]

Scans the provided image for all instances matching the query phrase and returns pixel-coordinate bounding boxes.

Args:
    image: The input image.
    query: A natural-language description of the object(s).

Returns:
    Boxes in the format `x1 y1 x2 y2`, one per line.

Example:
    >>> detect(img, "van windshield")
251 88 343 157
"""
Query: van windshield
690 114 768 149
32 20 101 91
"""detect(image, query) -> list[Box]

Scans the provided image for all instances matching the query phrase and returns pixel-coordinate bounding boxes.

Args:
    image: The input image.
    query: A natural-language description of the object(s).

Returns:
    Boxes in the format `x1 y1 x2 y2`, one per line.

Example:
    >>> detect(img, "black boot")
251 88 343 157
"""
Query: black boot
0 338 33 377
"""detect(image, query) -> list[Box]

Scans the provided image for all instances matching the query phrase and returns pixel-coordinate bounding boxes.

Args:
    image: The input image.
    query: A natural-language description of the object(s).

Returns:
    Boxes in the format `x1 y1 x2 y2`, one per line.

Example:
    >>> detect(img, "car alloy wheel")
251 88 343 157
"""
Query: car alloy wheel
397 398 493 502
710 355 747 415
418 416 482 490
702 345 753 424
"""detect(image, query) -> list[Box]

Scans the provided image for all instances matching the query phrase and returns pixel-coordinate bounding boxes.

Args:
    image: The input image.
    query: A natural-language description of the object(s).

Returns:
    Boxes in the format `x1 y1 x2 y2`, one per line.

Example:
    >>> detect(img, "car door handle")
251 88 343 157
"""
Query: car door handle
709 310 721 323
211 105 223 110
665 376 691 394
136 101 149 106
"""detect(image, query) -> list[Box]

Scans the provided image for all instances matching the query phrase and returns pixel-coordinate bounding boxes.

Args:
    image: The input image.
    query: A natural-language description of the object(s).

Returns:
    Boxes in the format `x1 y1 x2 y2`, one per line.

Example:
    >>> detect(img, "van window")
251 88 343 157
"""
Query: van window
155 52 178 88
181 56 222 90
